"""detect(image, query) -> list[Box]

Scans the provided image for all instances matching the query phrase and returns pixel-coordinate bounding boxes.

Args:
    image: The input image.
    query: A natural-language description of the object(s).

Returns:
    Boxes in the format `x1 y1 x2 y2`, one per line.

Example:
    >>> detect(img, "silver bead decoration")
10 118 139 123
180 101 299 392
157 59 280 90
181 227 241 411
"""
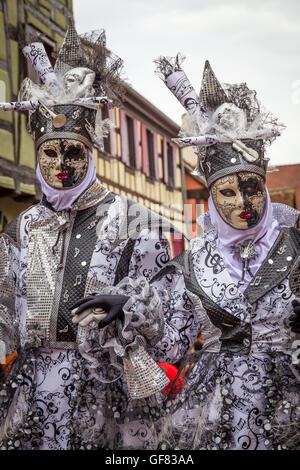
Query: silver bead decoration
268 259 274 264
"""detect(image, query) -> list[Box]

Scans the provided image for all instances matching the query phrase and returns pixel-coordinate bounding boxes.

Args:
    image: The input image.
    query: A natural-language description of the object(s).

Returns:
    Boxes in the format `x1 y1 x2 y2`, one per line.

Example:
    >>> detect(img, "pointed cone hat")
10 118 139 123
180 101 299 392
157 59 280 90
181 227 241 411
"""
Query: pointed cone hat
199 60 229 111
54 18 84 75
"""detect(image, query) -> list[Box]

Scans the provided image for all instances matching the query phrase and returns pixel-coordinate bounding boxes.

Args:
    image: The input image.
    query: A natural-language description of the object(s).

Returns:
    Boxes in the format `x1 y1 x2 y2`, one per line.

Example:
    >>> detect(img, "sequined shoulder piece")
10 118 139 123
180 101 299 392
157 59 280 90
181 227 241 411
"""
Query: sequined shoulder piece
2 216 19 247
272 202 300 228
244 227 300 304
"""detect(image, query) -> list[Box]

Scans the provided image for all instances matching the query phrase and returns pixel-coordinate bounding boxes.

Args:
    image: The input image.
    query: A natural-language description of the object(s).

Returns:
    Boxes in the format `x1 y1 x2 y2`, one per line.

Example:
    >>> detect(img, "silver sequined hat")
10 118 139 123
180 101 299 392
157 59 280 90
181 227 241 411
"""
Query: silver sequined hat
154 54 284 187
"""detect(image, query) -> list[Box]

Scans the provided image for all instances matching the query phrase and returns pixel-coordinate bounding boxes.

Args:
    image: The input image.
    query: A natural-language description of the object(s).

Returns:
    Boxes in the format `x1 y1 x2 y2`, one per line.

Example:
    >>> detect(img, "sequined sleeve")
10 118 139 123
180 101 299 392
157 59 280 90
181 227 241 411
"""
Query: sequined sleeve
0 236 19 379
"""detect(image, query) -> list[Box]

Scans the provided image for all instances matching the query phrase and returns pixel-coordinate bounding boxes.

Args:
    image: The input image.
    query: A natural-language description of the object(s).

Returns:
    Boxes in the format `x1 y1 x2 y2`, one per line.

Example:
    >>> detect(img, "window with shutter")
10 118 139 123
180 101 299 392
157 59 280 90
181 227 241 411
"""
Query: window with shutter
126 115 136 168
101 105 111 154
146 129 155 179
167 142 174 187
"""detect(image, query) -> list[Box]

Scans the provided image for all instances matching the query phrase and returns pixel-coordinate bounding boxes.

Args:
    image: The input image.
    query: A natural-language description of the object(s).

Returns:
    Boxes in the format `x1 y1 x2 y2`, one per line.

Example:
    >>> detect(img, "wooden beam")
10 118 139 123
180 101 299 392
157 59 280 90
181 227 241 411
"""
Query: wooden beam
7 24 18 41
46 0 72 16
2 0 17 171
16 0 22 168
0 60 8 71
0 187 38 202
34 30 56 49
187 188 209 200
24 2 67 38
14 177 21 195
0 157 37 185
0 188 41 204
0 120 14 133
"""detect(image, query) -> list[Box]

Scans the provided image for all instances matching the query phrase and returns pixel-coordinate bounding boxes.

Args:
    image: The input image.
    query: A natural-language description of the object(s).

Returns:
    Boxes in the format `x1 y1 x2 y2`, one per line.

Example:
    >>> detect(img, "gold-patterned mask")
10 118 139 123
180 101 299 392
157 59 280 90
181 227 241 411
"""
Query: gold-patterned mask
38 139 89 189
211 172 267 229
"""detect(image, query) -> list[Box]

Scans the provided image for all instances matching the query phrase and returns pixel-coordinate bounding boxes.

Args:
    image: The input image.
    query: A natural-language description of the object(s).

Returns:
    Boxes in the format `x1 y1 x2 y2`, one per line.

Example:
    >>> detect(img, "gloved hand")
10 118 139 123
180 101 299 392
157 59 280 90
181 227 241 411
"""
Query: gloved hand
290 300 300 333
70 294 129 328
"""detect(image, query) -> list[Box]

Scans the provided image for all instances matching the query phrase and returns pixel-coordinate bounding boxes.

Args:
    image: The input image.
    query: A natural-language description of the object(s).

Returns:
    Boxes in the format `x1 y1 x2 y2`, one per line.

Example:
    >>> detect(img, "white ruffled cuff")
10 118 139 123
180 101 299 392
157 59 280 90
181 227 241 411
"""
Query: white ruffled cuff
98 276 164 354
78 277 168 398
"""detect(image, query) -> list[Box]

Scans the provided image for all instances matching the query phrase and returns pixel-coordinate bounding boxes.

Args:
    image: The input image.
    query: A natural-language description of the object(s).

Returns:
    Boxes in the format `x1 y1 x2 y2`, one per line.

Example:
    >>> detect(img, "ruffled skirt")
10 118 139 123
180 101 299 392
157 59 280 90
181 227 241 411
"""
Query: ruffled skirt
158 351 300 450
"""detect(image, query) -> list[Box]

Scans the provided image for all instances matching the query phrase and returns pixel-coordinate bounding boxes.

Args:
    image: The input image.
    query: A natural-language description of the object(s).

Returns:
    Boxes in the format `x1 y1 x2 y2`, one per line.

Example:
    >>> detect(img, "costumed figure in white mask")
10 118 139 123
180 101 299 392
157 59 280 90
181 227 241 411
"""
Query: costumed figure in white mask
152 54 300 450
0 25 199 450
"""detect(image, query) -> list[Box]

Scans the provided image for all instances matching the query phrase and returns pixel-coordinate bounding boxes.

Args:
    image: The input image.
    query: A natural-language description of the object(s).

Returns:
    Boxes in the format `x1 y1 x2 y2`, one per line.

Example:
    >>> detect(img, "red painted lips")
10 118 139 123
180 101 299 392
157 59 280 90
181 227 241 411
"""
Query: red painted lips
239 210 252 220
56 172 67 180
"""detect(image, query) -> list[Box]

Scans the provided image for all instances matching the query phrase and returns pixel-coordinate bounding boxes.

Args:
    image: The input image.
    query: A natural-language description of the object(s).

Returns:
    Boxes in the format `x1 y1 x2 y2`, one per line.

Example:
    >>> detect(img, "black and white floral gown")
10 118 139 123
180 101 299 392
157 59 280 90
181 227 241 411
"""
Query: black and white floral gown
0 181 199 450
159 203 300 450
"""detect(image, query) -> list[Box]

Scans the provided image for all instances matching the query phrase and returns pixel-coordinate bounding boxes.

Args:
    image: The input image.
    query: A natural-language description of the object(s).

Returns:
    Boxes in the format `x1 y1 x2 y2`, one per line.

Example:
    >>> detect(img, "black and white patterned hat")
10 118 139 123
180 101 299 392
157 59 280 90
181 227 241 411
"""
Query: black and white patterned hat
154 54 284 187
0 20 124 150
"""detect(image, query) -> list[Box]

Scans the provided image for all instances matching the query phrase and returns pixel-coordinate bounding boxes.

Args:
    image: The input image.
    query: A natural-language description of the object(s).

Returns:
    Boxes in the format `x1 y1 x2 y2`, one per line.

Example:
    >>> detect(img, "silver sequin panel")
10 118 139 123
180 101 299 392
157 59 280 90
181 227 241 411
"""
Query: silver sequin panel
0 236 17 357
26 213 70 340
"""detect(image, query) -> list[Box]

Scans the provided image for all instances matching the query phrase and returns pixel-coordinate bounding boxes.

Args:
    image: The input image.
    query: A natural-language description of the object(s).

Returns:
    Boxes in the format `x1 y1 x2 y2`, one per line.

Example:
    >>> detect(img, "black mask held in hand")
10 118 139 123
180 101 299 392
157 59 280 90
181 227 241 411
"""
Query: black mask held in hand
71 294 129 328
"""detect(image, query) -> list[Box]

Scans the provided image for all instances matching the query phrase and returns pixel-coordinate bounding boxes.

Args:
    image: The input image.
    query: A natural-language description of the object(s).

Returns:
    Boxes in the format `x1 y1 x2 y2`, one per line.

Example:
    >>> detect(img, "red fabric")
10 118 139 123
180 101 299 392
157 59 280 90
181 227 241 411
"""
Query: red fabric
171 231 185 257
156 362 185 398
0 350 17 378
